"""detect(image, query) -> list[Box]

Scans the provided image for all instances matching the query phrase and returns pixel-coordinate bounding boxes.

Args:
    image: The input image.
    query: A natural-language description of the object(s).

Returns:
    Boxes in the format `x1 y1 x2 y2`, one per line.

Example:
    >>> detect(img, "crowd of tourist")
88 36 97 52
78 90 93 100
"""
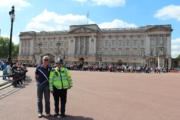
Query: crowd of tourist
0 60 28 85
1 61 175 75
62 63 170 73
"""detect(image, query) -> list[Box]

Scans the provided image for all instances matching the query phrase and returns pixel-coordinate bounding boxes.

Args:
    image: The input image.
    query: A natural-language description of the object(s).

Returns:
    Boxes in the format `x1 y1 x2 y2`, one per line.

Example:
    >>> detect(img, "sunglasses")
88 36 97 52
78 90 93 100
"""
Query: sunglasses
44 59 49 61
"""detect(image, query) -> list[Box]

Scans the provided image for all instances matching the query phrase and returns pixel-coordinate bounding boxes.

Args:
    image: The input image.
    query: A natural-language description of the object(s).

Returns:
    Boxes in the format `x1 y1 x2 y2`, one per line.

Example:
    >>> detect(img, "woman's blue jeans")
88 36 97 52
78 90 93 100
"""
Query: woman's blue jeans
3 71 7 80
37 85 50 114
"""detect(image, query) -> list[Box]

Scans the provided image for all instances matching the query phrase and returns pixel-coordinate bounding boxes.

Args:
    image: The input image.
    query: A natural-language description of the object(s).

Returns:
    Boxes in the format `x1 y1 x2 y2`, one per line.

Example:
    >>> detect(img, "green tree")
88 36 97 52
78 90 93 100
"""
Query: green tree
177 54 180 59
12 44 19 56
0 36 19 58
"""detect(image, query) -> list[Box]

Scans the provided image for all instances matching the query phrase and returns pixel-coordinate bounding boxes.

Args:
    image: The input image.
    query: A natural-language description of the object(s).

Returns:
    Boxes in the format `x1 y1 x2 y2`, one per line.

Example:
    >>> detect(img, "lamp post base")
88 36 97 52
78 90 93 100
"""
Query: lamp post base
8 56 11 63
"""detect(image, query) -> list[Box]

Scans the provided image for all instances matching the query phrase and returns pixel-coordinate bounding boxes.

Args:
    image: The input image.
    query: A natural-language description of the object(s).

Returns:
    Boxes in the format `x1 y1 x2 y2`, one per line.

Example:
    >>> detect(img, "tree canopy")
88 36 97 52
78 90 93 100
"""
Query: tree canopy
176 54 180 59
0 36 19 58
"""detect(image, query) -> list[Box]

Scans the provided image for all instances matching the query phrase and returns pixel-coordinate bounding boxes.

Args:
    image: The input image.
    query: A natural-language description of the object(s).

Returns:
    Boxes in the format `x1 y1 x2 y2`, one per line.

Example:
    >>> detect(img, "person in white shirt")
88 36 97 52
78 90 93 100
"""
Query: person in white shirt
7 62 12 80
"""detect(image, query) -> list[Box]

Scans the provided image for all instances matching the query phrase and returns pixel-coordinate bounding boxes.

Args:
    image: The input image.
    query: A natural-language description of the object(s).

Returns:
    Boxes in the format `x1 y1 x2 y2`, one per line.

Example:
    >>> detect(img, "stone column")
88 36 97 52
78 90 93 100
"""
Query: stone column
73 36 75 55
94 35 97 55
167 35 171 56
160 35 162 44
68 37 71 55
19 39 22 54
30 39 34 55
84 36 86 55
78 37 81 55
146 34 150 55
89 37 92 55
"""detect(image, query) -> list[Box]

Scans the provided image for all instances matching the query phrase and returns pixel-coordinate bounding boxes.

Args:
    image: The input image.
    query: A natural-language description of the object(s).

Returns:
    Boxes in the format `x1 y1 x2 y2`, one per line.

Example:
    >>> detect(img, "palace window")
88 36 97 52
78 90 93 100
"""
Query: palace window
156 40 160 45
163 40 167 46
75 49 78 54
126 49 129 55
111 50 115 55
141 40 144 46
61 41 64 47
164 50 166 55
105 41 108 46
134 40 137 46
98 41 101 46
119 50 122 55
151 50 154 56
81 41 84 45
112 41 115 46
133 50 137 55
76 41 78 46
119 41 122 46
81 50 84 55
126 41 129 46
150 40 154 45
105 51 108 55
86 49 89 55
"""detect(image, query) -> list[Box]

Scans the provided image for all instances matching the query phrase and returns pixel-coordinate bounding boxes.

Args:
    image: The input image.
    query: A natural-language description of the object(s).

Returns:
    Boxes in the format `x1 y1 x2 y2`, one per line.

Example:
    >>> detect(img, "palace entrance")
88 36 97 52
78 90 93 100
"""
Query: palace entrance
146 57 157 67
41 53 55 64
78 57 84 63
117 60 122 66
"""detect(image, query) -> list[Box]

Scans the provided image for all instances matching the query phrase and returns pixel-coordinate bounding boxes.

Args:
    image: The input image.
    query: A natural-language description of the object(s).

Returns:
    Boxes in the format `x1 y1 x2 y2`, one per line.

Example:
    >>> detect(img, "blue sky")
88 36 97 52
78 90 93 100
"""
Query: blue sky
0 0 180 58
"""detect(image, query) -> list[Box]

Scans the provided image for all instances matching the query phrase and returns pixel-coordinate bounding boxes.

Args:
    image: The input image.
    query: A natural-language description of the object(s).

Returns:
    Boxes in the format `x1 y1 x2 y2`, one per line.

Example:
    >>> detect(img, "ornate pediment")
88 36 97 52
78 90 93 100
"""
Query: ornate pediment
146 26 172 32
19 32 35 37
69 27 97 34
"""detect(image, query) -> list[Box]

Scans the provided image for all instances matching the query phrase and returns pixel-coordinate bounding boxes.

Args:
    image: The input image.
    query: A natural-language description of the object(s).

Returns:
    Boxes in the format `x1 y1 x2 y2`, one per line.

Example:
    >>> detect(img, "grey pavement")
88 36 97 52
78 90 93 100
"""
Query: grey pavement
0 68 180 120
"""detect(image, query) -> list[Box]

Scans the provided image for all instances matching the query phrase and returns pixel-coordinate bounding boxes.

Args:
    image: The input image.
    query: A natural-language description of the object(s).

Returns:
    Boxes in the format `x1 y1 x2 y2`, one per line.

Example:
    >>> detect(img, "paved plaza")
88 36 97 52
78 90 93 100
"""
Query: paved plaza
0 68 180 120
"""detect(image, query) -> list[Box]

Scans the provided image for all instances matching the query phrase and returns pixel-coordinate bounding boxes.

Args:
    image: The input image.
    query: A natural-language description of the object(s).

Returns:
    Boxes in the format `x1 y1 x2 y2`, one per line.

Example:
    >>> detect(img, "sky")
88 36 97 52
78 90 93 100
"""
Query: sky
0 0 180 58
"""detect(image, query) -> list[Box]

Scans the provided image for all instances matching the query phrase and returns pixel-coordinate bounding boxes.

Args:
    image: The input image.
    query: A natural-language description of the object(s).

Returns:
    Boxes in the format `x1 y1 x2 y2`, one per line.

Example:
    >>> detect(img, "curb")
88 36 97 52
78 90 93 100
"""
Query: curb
0 78 32 100
0 81 10 87
0 83 12 90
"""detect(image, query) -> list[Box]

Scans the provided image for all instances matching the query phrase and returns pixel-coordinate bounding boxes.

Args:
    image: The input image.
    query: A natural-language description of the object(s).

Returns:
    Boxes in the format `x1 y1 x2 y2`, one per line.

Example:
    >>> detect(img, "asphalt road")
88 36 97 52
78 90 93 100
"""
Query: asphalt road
0 68 180 120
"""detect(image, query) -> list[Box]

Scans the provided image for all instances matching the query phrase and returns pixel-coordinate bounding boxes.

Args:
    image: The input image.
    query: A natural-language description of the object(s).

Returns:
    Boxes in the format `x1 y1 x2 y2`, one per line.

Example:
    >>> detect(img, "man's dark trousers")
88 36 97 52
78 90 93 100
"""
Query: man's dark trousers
53 86 67 115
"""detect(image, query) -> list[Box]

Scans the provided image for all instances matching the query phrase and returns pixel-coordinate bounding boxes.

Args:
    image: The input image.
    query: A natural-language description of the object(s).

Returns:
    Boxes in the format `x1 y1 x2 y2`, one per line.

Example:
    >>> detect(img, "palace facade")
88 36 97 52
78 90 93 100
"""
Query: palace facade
18 24 172 67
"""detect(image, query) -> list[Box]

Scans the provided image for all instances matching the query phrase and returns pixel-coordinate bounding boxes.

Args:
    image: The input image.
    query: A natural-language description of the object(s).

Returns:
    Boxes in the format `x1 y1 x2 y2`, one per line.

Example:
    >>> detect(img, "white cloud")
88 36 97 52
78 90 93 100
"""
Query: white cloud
92 0 125 7
72 0 125 7
172 38 180 58
26 10 137 32
25 9 95 31
72 0 87 2
1 34 19 45
26 9 139 31
98 19 137 28
154 5 180 21
0 0 31 11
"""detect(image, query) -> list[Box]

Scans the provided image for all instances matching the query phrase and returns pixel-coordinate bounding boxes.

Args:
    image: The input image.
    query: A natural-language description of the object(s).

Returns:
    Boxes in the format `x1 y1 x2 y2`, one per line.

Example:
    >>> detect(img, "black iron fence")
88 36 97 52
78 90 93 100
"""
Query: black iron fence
0 71 27 87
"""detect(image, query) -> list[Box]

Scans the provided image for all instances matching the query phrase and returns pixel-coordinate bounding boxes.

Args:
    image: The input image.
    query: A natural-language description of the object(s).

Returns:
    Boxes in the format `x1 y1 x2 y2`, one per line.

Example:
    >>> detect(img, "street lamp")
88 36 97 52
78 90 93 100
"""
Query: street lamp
38 41 42 48
141 50 146 66
157 44 165 69
37 41 42 53
157 44 164 56
56 41 61 54
99 51 102 65
166 56 168 72
63 51 65 60
8 6 15 63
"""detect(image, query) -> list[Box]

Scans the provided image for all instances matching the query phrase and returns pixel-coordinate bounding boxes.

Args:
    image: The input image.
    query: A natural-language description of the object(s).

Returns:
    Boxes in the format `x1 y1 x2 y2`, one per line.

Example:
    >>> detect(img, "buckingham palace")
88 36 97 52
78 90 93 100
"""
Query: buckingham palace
18 24 172 67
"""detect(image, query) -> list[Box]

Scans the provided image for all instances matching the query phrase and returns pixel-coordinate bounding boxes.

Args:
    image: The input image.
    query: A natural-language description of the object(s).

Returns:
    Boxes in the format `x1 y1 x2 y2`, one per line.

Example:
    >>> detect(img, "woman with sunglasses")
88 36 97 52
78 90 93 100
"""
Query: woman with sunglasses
35 55 52 118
